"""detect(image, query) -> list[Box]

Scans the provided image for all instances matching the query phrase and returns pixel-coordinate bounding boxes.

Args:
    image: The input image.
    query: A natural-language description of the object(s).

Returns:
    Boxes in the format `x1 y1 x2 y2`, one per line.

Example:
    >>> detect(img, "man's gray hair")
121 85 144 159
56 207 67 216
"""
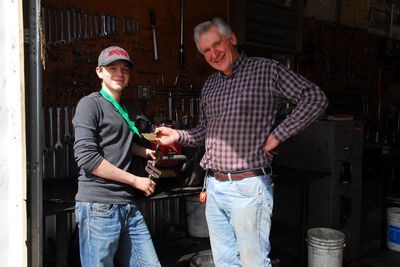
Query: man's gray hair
193 17 233 53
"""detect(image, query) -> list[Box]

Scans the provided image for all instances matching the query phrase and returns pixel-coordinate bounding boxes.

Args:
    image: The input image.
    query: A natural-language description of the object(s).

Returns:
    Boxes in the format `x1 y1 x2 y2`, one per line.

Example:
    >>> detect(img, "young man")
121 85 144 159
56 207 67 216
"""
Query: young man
73 46 161 267
155 18 328 266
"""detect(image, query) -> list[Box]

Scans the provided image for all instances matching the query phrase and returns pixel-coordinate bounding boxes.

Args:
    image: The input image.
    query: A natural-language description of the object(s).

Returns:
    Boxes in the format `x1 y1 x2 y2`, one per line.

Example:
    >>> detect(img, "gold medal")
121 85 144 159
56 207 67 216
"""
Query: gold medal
142 132 156 142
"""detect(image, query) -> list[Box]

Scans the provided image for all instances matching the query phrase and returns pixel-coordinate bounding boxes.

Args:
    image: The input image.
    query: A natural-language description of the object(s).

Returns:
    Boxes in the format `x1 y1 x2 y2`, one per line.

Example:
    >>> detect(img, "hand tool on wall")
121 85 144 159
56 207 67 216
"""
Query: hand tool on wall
150 10 158 62
77 10 83 42
168 92 173 120
94 13 99 37
88 13 93 39
64 105 72 178
42 106 48 179
100 14 107 37
53 8 59 45
179 0 185 68
46 8 53 47
189 98 194 118
66 9 72 44
55 107 63 178
175 108 180 128
55 107 63 151
72 9 78 42
82 13 89 40
48 107 56 178
376 68 382 143
56 9 66 46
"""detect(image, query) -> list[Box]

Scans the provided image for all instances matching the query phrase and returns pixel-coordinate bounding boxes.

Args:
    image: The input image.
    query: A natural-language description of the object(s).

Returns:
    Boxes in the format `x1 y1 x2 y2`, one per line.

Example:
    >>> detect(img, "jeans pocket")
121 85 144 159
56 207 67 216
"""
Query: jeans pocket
89 203 117 217
234 176 262 197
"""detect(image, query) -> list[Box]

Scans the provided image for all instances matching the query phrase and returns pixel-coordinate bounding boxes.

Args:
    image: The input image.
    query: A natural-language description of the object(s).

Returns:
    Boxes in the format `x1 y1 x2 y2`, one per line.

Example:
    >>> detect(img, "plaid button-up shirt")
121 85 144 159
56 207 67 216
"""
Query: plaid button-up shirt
178 53 328 172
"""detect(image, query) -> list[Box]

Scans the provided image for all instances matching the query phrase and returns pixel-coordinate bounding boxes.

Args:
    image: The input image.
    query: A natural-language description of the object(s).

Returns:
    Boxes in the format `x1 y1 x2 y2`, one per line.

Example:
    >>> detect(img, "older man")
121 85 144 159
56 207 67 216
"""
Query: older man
155 18 328 267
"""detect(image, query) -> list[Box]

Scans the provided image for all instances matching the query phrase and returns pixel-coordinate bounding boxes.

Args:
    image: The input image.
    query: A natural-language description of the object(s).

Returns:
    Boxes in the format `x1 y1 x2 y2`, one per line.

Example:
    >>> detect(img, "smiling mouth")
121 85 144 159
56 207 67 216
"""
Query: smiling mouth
213 56 224 64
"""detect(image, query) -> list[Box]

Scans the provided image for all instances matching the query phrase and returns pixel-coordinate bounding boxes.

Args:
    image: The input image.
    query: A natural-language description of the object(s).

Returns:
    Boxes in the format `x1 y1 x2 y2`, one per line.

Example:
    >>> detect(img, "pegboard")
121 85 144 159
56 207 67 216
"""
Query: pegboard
39 0 227 179
41 0 227 116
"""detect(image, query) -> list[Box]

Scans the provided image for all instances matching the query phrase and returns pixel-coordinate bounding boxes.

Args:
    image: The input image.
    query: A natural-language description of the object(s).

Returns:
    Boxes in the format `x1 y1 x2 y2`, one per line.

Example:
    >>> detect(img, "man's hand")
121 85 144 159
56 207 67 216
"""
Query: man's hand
263 134 280 157
145 148 157 160
132 143 156 159
133 176 156 196
92 159 156 196
154 126 180 145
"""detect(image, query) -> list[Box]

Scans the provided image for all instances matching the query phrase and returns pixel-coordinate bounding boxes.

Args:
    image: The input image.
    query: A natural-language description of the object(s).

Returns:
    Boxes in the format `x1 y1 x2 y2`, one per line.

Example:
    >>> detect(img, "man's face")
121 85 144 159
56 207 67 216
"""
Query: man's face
96 60 130 92
198 26 239 77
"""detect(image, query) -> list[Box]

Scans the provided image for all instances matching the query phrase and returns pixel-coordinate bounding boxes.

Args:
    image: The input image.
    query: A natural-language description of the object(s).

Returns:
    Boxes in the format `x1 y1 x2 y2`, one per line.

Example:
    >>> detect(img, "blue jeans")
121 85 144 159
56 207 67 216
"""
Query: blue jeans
75 202 161 267
205 172 273 267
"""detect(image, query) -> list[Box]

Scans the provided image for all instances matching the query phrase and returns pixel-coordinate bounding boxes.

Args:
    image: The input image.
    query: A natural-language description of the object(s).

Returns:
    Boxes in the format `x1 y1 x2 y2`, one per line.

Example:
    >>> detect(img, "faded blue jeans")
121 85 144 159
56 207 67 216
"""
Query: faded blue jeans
205 171 273 267
75 202 161 267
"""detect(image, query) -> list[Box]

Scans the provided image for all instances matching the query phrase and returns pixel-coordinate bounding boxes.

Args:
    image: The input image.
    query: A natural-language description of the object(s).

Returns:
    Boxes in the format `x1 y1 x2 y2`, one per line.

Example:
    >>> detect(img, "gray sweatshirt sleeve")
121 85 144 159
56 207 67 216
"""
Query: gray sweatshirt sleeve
73 96 104 173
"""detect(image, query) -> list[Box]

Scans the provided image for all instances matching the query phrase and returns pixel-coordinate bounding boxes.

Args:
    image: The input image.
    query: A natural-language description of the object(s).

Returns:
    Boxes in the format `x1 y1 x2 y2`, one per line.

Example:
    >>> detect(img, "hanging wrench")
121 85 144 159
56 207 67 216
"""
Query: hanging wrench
133 18 139 34
66 9 72 44
72 9 77 42
53 8 59 45
83 13 89 40
55 107 63 150
64 105 72 177
48 107 56 178
88 13 93 39
46 8 53 47
150 10 158 62
101 14 107 37
56 9 66 46
179 0 185 68
94 13 100 38
77 10 83 42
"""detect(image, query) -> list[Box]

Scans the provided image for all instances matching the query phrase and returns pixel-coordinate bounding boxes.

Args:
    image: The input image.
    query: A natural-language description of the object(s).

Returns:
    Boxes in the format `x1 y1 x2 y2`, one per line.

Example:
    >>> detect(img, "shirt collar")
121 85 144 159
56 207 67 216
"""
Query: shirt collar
217 51 247 79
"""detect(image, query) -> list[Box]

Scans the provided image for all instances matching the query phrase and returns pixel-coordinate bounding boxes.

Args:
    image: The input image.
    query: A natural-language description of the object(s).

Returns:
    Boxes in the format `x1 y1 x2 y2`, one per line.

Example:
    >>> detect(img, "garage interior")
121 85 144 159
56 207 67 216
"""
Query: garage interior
24 0 400 266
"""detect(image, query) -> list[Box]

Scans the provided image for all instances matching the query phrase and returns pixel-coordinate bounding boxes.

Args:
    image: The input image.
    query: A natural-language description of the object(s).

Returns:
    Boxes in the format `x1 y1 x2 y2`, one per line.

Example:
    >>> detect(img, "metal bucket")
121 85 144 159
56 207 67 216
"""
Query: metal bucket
307 228 346 267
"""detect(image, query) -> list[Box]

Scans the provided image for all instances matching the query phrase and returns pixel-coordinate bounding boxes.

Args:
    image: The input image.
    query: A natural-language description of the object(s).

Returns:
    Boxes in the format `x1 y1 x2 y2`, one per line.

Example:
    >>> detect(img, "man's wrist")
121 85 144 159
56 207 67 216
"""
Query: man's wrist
130 174 138 187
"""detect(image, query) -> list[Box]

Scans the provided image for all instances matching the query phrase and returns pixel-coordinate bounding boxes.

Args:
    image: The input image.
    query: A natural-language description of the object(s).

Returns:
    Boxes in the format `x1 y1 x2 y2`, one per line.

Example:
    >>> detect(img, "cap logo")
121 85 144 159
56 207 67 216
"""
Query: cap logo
108 49 129 58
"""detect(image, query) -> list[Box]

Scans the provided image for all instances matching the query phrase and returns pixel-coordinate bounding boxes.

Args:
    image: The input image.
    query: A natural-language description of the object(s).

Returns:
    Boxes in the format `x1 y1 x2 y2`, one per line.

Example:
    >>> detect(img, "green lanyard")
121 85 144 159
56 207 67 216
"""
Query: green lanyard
99 88 141 137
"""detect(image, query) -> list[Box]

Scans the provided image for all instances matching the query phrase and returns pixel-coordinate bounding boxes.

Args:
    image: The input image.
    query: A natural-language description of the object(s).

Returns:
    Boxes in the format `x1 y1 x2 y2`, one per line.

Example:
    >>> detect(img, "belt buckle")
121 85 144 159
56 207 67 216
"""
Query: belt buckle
212 170 228 180
215 171 226 179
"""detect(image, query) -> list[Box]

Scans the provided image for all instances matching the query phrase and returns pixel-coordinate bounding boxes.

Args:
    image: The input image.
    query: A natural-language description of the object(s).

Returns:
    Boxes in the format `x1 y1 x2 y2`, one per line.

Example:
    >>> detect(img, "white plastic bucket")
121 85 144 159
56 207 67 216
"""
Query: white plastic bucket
387 207 400 252
186 196 209 237
307 228 346 267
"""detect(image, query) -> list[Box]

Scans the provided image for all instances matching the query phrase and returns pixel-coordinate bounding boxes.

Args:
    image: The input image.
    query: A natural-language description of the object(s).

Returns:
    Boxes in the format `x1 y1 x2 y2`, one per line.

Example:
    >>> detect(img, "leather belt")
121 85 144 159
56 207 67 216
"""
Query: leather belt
209 167 271 181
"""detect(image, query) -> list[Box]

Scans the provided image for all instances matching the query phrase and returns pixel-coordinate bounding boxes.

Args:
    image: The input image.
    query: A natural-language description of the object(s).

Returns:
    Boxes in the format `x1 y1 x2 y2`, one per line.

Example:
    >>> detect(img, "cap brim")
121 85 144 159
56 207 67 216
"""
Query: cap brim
99 57 134 67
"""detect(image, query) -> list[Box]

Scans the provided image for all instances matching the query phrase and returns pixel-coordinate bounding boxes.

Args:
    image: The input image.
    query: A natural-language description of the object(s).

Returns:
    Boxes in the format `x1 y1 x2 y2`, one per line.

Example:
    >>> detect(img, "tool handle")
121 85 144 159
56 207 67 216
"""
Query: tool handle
150 10 158 62
150 10 156 27
179 45 184 69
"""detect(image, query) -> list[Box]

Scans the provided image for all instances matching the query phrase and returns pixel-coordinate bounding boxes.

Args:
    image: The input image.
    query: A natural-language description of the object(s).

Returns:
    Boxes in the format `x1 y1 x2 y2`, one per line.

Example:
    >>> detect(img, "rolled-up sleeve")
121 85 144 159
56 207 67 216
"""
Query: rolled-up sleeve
177 98 207 146
271 63 329 142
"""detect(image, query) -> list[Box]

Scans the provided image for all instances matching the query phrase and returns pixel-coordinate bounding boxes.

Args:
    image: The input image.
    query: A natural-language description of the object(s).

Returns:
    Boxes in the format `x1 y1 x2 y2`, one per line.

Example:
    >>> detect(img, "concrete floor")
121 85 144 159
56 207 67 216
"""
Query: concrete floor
345 248 400 267
155 236 400 267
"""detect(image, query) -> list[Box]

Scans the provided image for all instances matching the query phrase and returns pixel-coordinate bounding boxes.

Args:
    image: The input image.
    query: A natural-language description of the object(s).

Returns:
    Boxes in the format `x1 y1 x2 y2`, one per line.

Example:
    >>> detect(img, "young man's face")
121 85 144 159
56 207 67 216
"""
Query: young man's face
96 60 130 92
198 26 240 77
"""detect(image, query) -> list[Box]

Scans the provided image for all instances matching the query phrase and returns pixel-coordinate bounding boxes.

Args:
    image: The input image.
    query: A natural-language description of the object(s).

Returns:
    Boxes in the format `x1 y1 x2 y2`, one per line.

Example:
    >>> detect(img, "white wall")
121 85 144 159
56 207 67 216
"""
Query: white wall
0 0 27 266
